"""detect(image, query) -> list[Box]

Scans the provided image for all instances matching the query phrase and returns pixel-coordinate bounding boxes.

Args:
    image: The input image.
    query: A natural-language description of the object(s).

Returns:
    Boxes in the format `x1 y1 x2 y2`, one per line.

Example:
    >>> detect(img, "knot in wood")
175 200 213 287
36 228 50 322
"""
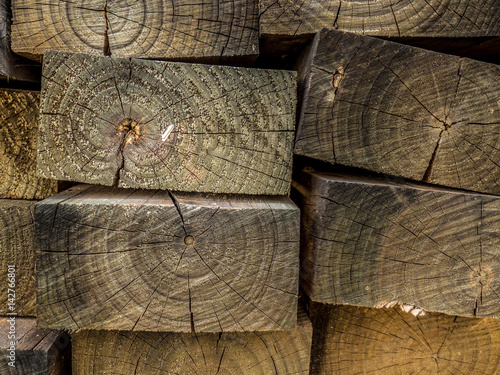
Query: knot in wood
184 235 195 246
118 118 141 144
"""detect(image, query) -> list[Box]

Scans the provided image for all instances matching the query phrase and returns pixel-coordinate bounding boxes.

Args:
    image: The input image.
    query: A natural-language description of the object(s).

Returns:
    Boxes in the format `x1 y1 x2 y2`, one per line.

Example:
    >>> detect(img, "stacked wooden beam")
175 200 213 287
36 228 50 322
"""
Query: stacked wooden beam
1 0 500 373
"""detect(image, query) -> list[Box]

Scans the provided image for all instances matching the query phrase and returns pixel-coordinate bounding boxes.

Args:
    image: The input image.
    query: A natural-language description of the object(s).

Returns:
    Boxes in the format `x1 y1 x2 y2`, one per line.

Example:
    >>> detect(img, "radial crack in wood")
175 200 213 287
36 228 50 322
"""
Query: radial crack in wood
295 29 500 195
37 51 296 195
310 303 500 375
0 200 36 316
0 90 57 199
293 169 500 318
260 0 500 38
35 184 300 332
11 0 259 61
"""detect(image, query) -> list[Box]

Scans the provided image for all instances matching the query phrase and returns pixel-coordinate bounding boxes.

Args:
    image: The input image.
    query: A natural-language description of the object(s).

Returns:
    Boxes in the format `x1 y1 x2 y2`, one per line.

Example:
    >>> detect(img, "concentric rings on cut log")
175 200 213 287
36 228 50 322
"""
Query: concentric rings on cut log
0 90 57 199
297 30 500 194
260 0 500 37
11 0 258 60
310 304 500 375
296 171 500 318
0 200 36 316
38 51 295 195
36 185 299 331
73 310 311 374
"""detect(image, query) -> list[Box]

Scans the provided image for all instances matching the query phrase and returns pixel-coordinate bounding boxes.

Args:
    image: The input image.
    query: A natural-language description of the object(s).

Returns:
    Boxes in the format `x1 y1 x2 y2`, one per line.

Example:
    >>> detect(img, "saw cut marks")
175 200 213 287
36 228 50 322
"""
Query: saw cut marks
11 0 259 61
37 51 296 195
35 185 300 332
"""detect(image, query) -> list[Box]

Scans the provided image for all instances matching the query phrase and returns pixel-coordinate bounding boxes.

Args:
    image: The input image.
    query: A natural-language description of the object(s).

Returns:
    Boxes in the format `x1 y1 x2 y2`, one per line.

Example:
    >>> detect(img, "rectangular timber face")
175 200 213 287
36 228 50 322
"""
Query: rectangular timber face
295 28 500 195
11 0 259 61
71 308 312 374
37 51 296 195
309 303 500 375
35 184 300 332
293 170 500 319
260 0 500 38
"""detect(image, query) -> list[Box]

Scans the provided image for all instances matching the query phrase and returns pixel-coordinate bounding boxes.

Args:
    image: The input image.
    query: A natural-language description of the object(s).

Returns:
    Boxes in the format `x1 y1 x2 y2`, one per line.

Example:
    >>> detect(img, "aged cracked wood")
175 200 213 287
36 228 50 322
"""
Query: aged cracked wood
260 0 500 38
36 184 300 332
293 170 500 318
0 200 36 316
37 51 296 195
11 0 259 62
0 317 70 375
309 303 500 375
0 0 40 82
72 307 311 375
295 29 500 195
0 90 57 199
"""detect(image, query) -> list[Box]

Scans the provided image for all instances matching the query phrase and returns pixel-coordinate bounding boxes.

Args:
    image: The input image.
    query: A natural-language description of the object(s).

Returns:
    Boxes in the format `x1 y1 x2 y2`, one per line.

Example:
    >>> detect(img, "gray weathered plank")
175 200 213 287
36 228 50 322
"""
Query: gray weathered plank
295 29 500 195
37 51 296 195
36 184 300 332
293 169 500 318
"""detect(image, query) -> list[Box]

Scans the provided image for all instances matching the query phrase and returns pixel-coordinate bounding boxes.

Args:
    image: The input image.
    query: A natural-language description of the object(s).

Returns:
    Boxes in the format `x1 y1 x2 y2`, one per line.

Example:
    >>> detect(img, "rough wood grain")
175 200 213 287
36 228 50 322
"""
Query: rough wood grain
72 307 311 375
293 169 500 318
11 0 258 61
35 184 300 332
0 90 57 199
37 51 296 195
0 0 40 82
0 317 70 375
310 303 500 375
260 0 500 38
0 200 36 316
295 29 500 195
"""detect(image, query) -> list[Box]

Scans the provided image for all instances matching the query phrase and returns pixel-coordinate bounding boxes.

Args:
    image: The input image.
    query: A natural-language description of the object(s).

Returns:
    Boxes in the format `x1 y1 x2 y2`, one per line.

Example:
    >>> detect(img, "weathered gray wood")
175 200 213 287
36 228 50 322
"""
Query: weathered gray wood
72 306 311 374
36 184 300 332
0 200 36 316
293 169 500 318
11 0 259 62
37 51 296 195
260 0 500 38
0 317 70 375
0 0 40 82
0 89 57 199
295 29 500 195
309 303 500 375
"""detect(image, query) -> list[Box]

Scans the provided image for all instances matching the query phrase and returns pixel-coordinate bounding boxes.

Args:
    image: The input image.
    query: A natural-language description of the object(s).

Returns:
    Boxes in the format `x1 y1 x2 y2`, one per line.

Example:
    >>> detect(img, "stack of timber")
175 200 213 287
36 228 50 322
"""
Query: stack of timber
32 48 311 373
293 27 500 374
0 87 65 373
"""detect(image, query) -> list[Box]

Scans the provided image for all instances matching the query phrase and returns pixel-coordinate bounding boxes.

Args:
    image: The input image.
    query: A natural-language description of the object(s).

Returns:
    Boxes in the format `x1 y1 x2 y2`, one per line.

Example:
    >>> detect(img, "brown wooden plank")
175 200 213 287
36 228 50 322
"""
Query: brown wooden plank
295 28 500 195
0 200 36 316
310 303 500 374
0 317 70 374
11 0 259 62
260 0 500 38
37 51 296 195
0 89 57 199
35 184 300 332
72 306 311 375
293 169 500 318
